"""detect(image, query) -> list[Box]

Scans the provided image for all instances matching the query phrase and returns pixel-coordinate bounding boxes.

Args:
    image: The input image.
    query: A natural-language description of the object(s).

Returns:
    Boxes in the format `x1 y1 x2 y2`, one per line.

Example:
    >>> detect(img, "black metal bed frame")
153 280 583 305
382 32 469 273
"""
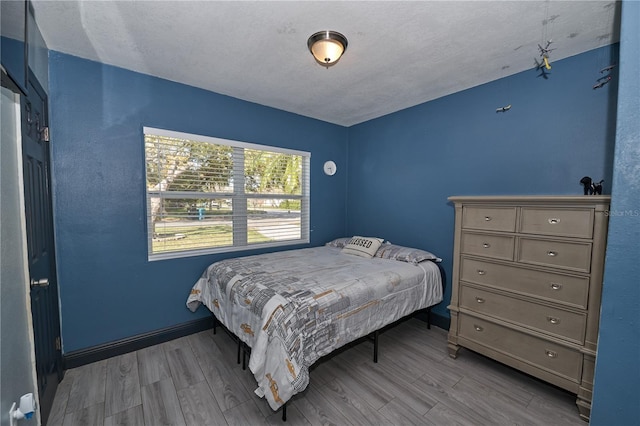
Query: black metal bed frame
211 306 432 421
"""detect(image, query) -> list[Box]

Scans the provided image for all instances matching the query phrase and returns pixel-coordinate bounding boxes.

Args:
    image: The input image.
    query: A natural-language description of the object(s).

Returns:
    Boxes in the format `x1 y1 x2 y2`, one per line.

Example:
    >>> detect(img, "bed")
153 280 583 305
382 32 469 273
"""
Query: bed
186 238 443 413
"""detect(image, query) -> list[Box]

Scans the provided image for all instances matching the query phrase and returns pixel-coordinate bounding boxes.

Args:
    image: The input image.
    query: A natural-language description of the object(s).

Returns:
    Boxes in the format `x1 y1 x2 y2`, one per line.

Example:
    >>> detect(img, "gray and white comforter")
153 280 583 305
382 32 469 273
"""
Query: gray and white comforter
186 246 442 410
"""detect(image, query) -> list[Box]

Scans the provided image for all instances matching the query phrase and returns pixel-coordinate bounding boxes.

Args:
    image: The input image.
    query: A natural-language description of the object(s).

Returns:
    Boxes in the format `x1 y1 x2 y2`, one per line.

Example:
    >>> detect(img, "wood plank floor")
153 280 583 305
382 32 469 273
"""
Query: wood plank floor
48 318 586 425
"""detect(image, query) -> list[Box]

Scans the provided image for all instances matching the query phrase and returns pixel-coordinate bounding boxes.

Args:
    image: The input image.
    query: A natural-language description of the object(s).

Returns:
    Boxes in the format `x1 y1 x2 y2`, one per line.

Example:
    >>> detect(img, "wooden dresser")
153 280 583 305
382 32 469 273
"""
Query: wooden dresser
447 195 610 421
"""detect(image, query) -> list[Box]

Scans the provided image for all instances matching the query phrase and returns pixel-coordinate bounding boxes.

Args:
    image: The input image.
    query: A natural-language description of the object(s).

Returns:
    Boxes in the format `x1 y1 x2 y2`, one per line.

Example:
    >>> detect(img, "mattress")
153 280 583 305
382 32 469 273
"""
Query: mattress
186 246 443 409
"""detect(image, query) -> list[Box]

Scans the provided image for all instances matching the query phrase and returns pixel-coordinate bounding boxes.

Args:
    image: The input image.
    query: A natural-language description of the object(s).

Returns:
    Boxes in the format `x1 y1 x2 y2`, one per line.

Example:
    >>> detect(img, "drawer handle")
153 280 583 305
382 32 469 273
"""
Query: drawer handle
475 297 485 303
547 316 561 325
482 243 491 248
550 282 563 291
548 218 561 224
545 350 558 359
474 325 484 332
484 216 492 221
477 270 486 276
547 251 558 257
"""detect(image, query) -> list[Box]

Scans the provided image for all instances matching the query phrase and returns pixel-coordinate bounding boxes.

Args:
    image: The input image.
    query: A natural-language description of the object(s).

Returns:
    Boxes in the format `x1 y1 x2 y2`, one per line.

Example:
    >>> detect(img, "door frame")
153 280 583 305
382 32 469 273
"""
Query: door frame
1 77 42 426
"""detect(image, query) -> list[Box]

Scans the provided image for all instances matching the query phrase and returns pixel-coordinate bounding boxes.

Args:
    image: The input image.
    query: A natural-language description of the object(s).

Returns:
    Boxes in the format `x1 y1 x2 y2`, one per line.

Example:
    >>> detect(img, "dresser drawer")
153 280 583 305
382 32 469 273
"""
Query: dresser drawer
460 232 514 260
458 314 582 382
460 258 589 308
460 285 586 343
462 206 517 232
518 238 592 273
520 208 594 239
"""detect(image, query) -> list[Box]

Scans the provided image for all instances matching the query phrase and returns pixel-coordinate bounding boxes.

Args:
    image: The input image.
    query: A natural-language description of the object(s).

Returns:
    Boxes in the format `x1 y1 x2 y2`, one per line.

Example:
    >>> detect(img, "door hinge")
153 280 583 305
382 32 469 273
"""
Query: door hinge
55 336 61 351
41 126 50 142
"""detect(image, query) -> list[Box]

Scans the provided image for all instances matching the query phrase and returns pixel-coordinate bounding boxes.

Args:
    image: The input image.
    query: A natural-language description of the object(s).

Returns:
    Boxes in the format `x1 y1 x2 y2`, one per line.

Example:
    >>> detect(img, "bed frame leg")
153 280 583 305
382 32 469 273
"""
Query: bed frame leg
212 315 217 335
373 330 379 363
282 403 287 421
427 307 432 330
237 339 242 364
242 342 247 370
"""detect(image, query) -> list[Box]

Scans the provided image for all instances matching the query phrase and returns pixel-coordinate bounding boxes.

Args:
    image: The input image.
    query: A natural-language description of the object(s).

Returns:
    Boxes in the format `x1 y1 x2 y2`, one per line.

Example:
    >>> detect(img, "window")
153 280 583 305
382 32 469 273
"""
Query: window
144 127 310 260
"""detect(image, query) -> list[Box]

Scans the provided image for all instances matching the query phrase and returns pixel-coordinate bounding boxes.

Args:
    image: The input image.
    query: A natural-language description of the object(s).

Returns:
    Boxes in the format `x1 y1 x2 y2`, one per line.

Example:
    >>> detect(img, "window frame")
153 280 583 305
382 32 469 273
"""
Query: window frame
144 127 310 261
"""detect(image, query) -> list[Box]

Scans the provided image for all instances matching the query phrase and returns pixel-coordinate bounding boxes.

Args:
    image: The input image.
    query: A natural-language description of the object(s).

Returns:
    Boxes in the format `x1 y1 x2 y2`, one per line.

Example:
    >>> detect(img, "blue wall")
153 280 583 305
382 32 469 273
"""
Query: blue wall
346 45 619 319
50 43 626 359
591 1 640 423
48 52 349 352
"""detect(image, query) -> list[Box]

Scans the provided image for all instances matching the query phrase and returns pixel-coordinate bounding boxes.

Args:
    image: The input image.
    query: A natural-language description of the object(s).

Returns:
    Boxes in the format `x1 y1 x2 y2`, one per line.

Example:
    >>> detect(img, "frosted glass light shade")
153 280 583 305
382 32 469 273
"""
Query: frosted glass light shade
307 31 348 67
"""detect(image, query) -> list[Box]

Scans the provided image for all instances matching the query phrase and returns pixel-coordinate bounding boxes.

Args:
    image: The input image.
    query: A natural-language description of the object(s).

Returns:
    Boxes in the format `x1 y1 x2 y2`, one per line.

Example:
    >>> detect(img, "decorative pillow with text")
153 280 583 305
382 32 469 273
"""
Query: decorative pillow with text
341 236 384 258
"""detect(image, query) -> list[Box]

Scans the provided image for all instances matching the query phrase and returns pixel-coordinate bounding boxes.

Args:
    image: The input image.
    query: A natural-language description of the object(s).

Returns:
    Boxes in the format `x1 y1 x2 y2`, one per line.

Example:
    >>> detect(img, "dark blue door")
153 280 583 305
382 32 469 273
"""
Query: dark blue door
22 71 62 424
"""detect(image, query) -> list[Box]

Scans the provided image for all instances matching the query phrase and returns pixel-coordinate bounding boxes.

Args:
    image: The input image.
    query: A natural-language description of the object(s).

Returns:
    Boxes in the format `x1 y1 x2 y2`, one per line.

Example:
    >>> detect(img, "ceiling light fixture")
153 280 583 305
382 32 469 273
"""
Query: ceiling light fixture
307 31 348 68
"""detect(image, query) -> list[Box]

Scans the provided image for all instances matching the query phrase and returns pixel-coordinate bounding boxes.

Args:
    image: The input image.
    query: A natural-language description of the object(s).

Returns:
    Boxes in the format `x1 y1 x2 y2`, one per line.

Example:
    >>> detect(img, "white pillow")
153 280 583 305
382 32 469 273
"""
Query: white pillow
325 237 351 248
341 236 384 258
374 242 442 263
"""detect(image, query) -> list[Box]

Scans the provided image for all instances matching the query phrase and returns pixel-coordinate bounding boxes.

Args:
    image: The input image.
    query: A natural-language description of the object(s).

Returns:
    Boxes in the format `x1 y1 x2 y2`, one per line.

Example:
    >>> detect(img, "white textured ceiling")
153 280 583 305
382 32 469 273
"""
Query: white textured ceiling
31 1 620 126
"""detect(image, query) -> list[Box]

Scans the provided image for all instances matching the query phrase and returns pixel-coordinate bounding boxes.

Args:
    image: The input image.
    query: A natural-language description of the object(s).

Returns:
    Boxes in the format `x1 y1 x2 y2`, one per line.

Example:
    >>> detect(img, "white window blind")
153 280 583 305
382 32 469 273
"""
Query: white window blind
144 127 310 260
